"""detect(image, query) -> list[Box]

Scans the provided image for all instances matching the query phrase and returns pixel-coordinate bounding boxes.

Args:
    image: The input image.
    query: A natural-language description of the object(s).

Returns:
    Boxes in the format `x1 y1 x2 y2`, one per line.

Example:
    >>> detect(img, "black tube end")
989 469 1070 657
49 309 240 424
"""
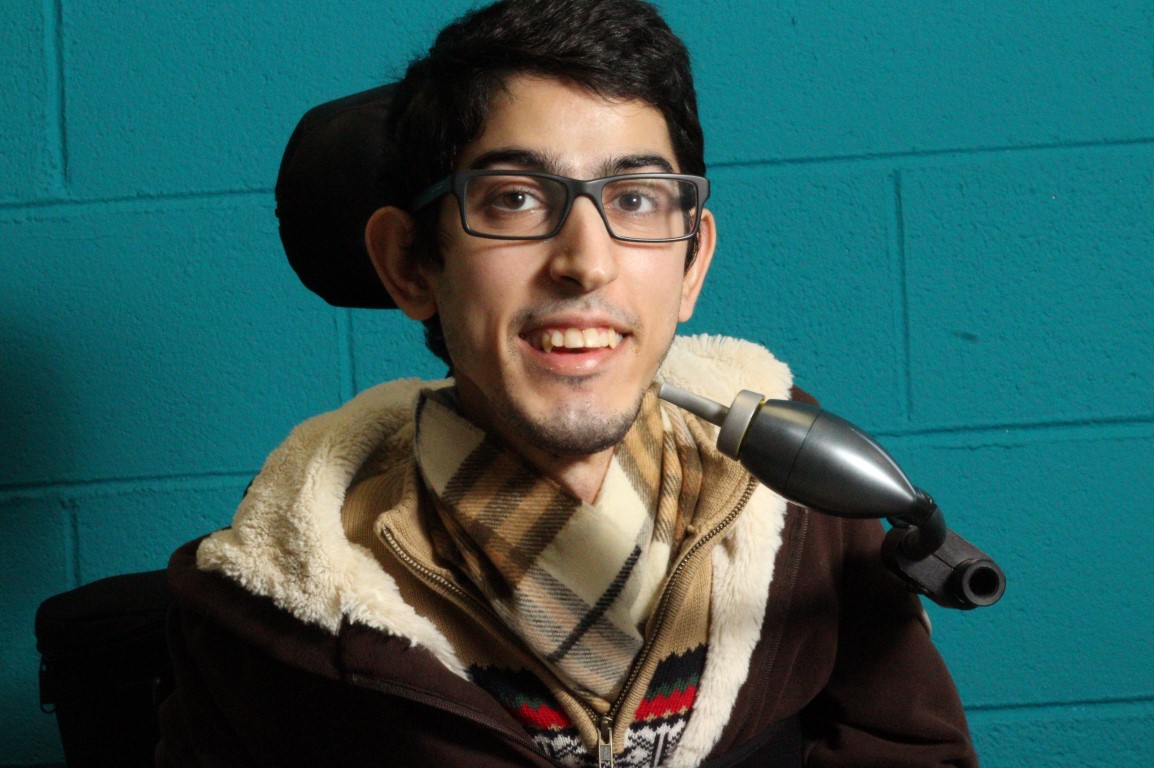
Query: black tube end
950 559 1006 607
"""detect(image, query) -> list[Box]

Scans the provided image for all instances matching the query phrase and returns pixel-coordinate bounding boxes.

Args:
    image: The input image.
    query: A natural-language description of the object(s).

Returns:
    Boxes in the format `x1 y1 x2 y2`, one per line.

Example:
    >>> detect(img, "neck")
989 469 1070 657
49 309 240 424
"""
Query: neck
517 446 615 504
462 402 616 502
449 381 632 505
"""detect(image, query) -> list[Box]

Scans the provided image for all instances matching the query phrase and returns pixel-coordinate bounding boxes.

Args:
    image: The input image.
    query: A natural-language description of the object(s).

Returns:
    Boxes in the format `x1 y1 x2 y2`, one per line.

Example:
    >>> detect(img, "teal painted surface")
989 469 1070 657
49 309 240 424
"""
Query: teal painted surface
2 1 1151 765
0 2 55 204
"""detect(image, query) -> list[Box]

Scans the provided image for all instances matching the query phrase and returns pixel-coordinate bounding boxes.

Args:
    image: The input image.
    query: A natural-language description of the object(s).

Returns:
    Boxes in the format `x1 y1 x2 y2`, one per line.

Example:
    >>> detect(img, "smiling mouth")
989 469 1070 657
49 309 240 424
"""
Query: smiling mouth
526 327 624 353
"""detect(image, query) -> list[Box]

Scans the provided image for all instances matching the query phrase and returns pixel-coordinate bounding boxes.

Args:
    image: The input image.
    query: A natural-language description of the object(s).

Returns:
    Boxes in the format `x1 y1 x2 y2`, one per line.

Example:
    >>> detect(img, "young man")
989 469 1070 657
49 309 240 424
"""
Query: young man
158 1 977 765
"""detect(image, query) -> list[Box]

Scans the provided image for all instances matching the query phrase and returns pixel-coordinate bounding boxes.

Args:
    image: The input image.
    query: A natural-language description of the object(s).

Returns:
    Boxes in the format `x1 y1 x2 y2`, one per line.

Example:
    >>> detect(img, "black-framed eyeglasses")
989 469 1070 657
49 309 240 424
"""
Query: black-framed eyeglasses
409 171 710 243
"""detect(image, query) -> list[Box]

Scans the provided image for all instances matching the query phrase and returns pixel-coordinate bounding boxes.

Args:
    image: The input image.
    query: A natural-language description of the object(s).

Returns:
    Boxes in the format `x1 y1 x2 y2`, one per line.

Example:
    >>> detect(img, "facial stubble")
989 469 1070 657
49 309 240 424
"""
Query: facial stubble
491 373 645 457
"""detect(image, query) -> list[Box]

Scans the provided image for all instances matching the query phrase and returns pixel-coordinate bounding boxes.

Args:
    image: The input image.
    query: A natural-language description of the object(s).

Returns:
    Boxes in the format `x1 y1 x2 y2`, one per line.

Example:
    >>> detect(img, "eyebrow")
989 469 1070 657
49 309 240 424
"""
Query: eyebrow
466 149 676 176
604 154 675 175
467 149 553 171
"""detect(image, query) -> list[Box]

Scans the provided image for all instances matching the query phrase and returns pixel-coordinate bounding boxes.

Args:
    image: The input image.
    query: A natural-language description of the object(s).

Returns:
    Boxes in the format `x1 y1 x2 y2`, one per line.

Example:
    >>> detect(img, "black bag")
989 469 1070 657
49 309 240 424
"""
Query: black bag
35 570 175 768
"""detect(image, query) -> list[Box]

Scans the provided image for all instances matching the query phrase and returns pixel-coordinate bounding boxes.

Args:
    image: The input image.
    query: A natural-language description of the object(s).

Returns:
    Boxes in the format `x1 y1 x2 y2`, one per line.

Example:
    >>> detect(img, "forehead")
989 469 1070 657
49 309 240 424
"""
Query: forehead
456 75 678 176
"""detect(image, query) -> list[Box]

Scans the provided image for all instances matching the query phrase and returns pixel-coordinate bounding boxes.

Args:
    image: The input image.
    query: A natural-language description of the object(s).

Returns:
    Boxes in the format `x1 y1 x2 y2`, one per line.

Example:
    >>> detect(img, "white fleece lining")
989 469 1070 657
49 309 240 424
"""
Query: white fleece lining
196 377 469 677
195 334 794 752
657 335 792 766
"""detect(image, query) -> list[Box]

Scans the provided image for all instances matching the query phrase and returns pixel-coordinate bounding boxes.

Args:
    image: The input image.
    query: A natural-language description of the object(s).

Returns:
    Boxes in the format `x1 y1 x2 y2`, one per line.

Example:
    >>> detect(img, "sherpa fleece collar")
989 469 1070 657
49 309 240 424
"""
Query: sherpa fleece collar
195 334 793 761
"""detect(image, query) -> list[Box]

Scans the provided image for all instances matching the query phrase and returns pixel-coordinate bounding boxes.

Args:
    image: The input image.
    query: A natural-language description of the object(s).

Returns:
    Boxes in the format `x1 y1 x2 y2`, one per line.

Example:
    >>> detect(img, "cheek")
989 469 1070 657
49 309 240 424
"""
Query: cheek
631 260 690 320
429 261 521 362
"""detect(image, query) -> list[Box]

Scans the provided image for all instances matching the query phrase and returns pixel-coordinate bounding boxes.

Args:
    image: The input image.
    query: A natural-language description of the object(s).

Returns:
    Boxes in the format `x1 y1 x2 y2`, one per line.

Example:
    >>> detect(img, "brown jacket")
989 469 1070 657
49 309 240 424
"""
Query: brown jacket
156 336 976 767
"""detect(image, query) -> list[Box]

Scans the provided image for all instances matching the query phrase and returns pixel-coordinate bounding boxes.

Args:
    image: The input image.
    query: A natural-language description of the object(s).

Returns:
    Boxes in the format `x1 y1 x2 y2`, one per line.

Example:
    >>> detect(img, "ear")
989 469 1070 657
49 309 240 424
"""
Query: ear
678 208 716 322
364 207 438 321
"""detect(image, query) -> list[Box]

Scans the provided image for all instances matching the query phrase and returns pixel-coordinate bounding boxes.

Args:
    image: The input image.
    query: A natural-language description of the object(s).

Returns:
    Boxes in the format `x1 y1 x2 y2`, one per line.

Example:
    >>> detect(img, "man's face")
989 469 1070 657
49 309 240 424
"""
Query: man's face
422 75 713 465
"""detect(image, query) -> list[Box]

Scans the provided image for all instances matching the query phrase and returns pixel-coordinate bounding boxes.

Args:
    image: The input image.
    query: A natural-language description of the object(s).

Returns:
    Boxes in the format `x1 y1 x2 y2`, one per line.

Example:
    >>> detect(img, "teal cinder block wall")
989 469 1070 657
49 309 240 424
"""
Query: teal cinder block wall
3 1 1152 765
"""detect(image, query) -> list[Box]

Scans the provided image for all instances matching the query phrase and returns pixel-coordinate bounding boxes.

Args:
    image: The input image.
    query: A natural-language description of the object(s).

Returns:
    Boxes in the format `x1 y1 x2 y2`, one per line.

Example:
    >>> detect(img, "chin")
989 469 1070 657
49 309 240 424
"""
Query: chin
502 395 643 457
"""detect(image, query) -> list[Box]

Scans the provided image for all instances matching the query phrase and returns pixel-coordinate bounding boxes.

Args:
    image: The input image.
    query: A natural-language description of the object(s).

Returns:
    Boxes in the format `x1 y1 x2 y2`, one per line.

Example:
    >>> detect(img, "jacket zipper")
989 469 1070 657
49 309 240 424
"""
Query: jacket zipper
379 527 580 764
379 472 759 765
597 714 615 768
604 475 760 730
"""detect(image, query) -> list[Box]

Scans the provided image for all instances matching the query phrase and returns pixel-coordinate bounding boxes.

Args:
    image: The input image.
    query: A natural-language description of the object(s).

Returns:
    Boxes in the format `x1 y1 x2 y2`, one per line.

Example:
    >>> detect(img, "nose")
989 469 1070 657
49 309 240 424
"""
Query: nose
547 196 619 292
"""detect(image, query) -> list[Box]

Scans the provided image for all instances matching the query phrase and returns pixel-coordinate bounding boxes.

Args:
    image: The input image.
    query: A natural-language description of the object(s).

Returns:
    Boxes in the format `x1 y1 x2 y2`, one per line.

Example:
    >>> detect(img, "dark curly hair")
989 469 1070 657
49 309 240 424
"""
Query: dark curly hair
383 0 705 364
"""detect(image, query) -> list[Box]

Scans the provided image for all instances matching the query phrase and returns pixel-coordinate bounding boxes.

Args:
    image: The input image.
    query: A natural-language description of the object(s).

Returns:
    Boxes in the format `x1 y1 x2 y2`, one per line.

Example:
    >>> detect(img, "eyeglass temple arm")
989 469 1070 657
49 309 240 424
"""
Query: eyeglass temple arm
410 177 454 212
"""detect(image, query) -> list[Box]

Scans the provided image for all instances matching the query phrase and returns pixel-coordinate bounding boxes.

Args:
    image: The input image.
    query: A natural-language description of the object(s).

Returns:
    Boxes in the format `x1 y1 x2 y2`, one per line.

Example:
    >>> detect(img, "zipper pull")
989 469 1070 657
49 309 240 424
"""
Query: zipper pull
597 715 615 768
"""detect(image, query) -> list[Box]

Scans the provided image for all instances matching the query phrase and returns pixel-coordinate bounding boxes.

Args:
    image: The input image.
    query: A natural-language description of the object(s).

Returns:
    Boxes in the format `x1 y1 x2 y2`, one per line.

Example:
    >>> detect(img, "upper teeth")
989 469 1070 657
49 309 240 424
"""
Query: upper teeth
539 328 622 352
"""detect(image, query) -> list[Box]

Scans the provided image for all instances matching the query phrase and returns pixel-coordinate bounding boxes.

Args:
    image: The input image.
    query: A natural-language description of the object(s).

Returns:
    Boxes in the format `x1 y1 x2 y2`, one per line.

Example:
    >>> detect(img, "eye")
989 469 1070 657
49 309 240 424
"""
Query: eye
608 187 658 215
470 176 560 216
489 188 543 211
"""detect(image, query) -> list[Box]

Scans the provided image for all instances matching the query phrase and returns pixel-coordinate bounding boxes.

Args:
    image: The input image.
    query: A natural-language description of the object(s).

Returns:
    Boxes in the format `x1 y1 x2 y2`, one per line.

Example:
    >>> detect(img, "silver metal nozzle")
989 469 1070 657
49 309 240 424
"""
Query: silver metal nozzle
657 383 729 427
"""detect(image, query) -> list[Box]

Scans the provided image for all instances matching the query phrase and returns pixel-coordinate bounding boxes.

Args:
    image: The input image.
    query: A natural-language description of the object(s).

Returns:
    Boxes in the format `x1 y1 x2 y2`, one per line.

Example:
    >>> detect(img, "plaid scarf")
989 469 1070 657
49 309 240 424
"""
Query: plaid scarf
414 386 701 701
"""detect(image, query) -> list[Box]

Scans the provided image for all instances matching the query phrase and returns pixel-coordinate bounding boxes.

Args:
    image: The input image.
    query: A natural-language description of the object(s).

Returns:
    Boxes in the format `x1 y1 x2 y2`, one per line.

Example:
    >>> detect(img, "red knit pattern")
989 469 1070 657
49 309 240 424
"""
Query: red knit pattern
634 684 698 721
516 702 574 730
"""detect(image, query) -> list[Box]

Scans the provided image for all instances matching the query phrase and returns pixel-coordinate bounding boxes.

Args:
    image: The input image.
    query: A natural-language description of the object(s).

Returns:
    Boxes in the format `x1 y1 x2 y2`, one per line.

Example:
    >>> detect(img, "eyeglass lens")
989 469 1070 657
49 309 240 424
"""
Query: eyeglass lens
462 175 699 240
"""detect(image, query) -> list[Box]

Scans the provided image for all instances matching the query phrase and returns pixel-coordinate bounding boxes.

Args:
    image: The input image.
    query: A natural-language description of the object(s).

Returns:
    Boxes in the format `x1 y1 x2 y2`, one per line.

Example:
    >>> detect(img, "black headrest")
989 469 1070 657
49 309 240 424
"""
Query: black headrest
275 84 398 309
